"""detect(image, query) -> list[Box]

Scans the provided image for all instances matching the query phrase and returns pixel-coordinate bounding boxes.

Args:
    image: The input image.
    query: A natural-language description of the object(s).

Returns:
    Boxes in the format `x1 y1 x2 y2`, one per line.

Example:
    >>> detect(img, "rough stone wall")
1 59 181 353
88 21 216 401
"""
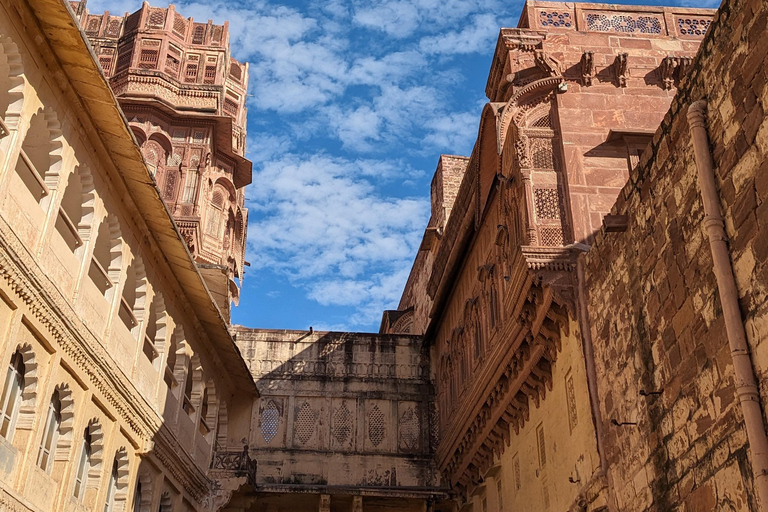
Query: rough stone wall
235 328 441 498
393 155 468 336
583 0 768 509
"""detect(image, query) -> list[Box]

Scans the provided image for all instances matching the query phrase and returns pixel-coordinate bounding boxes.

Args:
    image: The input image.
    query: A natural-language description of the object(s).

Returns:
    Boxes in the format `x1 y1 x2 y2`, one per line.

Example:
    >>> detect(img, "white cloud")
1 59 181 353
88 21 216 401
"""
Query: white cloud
246 154 429 328
419 13 500 55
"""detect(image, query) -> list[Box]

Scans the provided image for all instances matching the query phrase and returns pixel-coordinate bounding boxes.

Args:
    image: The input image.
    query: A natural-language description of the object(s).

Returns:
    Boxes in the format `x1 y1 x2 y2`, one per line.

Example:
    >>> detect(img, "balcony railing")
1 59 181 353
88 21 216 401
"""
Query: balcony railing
211 445 256 486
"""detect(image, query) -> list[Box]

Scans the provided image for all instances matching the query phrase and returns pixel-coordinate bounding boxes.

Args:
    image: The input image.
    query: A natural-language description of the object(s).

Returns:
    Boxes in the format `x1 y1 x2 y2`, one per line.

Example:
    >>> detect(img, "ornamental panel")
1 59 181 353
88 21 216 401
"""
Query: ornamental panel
675 16 713 38
330 399 355 450
585 11 664 34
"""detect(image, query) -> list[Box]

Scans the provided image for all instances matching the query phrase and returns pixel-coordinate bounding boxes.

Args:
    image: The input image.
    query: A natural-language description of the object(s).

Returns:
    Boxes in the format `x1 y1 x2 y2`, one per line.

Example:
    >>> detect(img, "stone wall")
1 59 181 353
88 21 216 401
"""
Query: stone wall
235 328 443 509
583 0 768 509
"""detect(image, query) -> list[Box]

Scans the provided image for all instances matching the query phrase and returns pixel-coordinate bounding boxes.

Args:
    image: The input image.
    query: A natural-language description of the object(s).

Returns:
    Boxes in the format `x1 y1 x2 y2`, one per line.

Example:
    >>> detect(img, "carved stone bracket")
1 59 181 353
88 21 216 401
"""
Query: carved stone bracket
581 51 594 86
614 53 629 87
660 56 694 89
534 50 563 77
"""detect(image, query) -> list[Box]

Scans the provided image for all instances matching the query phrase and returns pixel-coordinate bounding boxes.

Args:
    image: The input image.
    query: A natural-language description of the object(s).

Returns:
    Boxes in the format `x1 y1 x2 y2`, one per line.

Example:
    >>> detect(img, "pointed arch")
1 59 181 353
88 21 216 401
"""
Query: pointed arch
85 418 105 487
15 106 64 206
0 35 25 128
134 470 152 512
111 447 130 512
91 214 123 297
53 383 75 461
144 291 166 368
13 342 38 431
158 491 172 512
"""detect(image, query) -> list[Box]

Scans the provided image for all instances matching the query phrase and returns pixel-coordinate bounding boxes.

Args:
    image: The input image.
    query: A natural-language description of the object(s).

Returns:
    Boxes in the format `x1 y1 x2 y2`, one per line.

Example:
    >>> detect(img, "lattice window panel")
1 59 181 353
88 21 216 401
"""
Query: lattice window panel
539 226 564 247
566 373 578 432
99 57 113 75
586 13 662 34
192 24 206 44
164 171 178 202
146 8 166 29
398 407 419 450
211 26 223 45
539 11 572 28
224 97 239 116
124 12 140 34
193 131 206 144
295 402 317 445
368 405 385 447
86 16 101 36
185 64 198 83
261 401 280 444
138 49 159 69
332 402 352 445
534 188 562 220
230 63 242 82
531 113 551 128
165 55 180 74
115 47 133 73
676 17 712 37
106 19 122 37
537 425 547 468
429 403 439 452
173 13 187 37
530 137 554 169
514 457 521 489
204 65 217 85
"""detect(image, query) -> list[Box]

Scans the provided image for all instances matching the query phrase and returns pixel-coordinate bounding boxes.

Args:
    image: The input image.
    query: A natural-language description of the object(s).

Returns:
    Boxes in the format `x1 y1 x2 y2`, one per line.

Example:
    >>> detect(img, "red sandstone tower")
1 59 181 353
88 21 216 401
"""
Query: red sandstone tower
70 0 251 319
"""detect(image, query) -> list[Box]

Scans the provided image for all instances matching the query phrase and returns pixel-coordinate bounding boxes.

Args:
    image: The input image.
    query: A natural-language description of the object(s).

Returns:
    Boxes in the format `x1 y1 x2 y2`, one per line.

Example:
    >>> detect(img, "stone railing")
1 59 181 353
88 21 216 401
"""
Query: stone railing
211 446 257 487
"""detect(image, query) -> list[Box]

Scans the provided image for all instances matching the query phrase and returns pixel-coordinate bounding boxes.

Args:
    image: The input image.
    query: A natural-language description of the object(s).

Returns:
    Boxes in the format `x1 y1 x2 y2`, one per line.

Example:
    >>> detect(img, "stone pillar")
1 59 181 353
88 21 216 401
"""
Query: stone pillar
352 496 363 512
319 494 331 512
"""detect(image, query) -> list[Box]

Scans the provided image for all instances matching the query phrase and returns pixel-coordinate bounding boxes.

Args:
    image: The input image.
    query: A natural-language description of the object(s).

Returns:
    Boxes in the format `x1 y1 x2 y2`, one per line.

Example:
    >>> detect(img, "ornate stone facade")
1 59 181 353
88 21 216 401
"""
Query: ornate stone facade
71 0 251 317
0 1 256 511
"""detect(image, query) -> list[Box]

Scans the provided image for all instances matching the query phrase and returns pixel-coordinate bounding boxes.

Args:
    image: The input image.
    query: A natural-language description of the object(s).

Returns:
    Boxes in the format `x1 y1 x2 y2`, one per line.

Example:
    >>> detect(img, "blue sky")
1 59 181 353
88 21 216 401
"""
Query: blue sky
87 0 719 332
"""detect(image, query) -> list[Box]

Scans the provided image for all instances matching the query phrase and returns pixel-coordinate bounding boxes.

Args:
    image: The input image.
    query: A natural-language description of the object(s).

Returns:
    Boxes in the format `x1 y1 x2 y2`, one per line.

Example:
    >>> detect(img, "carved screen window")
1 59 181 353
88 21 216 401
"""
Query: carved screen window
206 190 224 236
204 65 217 84
398 407 419 450
138 49 159 69
181 170 198 204
566 372 578 432
369 405 385 447
332 402 352 445
192 24 206 44
146 8 165 29
260 400 279 444
513 456 521 490
539 225 564 247
86 17 101 36
173 13 187 37
531 137 554 169
534 188 562 221
106 19 121 37
99 57 113 75
185 63 198 83
295 402 317 445
537 424 546 469
497 479 504 511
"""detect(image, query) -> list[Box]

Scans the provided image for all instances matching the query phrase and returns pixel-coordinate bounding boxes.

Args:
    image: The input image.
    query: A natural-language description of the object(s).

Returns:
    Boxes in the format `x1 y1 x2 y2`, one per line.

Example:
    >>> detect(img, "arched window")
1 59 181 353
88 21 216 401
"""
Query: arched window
181 169 198 204
105 458 119 512
205 189 224 236
73 426 92 500
143 293 165 368
56 165 93 252
182 363 195 416
14 107 63 210
119 256 146 335
37 390 61 472
89 215 122 296
0 350 24 439
0 36 26 131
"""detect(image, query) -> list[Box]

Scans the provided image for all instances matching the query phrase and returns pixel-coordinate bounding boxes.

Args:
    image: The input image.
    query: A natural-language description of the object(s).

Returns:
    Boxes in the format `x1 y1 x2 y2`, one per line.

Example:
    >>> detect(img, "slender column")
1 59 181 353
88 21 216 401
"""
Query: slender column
688 100 768 510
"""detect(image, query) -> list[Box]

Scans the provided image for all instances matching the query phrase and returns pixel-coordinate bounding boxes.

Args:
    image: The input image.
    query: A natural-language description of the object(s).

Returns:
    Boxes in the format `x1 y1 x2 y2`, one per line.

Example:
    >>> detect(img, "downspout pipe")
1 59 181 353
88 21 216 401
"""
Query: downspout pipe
574 248 617 512
688 100 768 509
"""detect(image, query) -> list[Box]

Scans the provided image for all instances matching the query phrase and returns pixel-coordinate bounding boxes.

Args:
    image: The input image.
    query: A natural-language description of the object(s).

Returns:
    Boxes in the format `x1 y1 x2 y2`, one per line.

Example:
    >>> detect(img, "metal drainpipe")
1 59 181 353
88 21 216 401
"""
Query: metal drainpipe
575 250 617 512
688 99 768 509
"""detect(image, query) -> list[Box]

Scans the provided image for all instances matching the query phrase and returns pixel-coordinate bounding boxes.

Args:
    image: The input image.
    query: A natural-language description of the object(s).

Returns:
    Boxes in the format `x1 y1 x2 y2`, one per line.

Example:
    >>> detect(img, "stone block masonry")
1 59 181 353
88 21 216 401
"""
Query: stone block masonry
583 0 768 509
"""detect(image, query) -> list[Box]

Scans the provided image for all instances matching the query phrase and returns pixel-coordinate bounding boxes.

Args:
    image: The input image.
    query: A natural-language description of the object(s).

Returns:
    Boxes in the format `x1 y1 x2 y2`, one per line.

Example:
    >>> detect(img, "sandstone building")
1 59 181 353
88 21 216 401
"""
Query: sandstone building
2 0 768 511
